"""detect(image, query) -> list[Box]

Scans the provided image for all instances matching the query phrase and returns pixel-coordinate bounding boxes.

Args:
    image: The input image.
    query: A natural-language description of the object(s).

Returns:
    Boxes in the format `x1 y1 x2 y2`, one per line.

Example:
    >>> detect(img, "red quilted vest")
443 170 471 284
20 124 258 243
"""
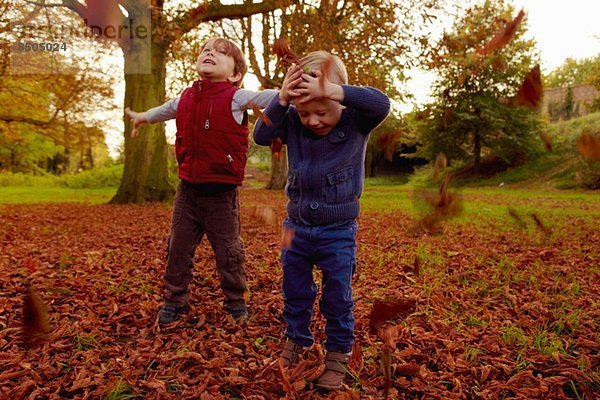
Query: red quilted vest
175 80 249 185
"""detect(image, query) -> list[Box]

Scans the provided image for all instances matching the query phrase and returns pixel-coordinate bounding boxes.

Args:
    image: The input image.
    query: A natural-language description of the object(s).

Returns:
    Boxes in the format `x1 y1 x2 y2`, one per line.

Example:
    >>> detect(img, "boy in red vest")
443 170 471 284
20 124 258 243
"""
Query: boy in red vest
125 38 277 325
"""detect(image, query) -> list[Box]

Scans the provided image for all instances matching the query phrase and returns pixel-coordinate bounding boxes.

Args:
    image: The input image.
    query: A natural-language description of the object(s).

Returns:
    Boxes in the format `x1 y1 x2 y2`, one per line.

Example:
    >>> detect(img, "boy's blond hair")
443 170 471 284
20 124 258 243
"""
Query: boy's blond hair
299 51 348 85
202 38 247 87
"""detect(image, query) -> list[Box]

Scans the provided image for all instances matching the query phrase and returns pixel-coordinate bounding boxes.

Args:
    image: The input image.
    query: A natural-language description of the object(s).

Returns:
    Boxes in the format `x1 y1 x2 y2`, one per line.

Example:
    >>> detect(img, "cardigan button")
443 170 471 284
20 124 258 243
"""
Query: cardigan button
338 131 345 138
310 201 319 210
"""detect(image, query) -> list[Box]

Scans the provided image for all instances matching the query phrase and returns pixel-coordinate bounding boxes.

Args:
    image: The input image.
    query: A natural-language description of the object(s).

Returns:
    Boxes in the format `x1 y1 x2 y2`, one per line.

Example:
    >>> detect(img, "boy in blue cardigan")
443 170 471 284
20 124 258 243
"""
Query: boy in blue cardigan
253 51 390 390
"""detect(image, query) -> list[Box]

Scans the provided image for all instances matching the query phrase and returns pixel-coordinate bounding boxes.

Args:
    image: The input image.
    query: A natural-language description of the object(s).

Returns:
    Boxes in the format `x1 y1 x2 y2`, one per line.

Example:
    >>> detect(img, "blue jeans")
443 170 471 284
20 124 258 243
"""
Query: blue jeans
281 217 357 354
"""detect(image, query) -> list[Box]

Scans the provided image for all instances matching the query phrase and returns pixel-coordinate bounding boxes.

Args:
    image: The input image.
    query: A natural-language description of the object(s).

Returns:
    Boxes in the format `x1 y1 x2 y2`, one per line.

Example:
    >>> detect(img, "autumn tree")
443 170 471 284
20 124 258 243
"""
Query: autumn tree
419 0 543 170
544 55 600 88
1 4 115 172
14 0 294 203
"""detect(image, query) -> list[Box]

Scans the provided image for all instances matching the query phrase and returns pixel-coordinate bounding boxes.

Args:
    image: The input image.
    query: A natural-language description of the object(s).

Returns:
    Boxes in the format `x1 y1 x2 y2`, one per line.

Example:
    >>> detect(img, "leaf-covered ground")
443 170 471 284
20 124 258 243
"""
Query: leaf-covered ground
1 187 598 399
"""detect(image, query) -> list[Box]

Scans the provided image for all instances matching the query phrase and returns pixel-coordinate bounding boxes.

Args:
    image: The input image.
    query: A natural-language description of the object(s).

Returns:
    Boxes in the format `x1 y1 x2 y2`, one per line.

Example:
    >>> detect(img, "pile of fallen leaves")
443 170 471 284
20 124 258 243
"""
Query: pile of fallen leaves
1 186 598 399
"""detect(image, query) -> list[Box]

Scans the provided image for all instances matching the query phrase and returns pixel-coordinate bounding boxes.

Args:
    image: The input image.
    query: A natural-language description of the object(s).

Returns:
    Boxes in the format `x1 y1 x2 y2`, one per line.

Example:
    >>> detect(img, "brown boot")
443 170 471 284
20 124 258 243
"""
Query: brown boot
315 351 350 390
280 341 309 368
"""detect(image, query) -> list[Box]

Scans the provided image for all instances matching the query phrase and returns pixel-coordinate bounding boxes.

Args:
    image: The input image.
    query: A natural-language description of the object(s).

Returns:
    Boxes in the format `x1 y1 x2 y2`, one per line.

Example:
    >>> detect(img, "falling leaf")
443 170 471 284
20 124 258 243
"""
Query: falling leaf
413 175 464 234
531 213 552 236
273 38 299 68
277 358 294 393
249 101 272 126
478 9 526 55
508 207 527 228
281 226 295 249
380 347 392 398
253 206 277 226
369 298 416 334
382 325 399 349
349 341 363 373
539 131 553 152
433 152 447 181
379 132 401 162
22 258 39 274
515 65 543 109
319 53 334 90
438 108 454 131
271 137 283 160
415 108 431 120
82 0 123 40
576 133 600 161
413 256 421 276
22 284 51 347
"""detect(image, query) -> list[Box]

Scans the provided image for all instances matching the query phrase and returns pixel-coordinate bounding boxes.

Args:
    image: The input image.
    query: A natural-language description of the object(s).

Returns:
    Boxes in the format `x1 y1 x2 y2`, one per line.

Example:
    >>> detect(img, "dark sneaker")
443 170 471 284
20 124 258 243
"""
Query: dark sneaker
228 307 249 323
315 351 351 390
158 303 184 325
280 341 310 368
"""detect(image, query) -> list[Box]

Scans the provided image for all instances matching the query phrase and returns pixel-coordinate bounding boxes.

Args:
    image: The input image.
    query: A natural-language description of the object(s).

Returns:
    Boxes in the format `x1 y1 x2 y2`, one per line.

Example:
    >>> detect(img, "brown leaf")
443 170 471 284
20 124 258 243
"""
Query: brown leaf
319 54 334 90
576 133 600 161
395 361 420 377
277 358 293 393
515 65 543 109
349 341 363 372
22 258 40 274
22 284 51 346
531 213 552 236
415 108 431 121
253 206 278 227
539 131 553 152
433 152 447 181
282 226 295 249
273 38 299 68
478 9 526 55
438 108 454 130
379 132 401 162
508 207 527 228
249 101 272 127
380 347 392 395
271 137 283 160
369 298 416 334
413 256 421 276
382 326 399 349
82 0 123 40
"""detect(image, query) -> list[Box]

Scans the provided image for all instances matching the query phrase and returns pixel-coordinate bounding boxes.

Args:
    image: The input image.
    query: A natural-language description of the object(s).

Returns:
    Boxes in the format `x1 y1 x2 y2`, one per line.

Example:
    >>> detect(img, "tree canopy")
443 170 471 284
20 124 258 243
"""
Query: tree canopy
418 0 544 169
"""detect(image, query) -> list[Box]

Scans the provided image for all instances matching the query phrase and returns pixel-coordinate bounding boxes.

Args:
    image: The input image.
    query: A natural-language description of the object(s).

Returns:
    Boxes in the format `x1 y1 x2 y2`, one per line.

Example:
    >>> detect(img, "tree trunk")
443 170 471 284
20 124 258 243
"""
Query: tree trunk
110 40 174 204
266 146 288 190
473 130 481 171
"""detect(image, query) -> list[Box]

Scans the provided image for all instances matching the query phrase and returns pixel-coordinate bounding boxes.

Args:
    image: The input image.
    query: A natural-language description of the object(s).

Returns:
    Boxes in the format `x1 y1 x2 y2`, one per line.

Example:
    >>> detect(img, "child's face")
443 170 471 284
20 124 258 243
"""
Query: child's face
295 98 343 136
195 40 241 84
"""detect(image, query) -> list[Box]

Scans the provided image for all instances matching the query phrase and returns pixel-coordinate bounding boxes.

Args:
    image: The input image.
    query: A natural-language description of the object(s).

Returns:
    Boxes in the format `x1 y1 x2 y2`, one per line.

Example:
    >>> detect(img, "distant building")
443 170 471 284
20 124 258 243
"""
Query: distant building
542 84 599 121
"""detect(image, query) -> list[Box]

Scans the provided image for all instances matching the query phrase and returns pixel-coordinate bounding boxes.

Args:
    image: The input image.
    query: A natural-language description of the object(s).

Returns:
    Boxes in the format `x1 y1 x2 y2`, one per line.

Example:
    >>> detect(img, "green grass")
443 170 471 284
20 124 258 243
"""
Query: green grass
0 186 116 204
360 184 600 221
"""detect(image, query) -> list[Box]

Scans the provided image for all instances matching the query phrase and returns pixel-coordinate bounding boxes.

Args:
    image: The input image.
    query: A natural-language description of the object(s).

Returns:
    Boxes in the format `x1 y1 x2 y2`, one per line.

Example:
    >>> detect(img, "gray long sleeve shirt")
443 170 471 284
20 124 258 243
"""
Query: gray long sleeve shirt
145 88 279 124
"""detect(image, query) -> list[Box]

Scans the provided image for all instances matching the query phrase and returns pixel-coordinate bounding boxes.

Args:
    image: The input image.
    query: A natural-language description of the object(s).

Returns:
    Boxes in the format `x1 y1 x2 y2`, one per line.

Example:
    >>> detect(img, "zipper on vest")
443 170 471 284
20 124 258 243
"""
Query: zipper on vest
204 99 213 129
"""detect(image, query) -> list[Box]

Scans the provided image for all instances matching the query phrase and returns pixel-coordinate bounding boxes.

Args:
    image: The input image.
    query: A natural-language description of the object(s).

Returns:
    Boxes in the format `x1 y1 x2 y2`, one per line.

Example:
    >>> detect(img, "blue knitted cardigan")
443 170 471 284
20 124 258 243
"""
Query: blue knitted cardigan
253 85 391 225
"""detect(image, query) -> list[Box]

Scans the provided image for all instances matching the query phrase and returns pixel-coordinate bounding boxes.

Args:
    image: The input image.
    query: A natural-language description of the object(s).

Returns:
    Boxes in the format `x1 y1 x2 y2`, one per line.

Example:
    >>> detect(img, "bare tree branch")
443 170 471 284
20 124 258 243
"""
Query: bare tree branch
176 0 295 37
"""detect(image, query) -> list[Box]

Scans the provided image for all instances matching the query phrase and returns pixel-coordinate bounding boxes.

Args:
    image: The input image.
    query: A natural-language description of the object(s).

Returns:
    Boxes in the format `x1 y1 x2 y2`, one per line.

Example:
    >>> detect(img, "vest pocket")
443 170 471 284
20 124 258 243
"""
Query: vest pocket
209 152 243 176
325 166 353 203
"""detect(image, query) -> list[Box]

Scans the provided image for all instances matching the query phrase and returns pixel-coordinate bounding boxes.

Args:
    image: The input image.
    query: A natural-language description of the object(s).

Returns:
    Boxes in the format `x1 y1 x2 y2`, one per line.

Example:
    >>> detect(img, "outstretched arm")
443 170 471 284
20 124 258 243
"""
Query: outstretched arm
124 108 148 138
125 97 180 138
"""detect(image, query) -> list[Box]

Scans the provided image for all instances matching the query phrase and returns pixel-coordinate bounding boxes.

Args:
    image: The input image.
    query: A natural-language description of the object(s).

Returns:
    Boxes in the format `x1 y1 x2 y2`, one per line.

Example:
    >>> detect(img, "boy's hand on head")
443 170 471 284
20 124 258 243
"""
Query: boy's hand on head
125 107 148 138
296 70 344 103
279 64 303 106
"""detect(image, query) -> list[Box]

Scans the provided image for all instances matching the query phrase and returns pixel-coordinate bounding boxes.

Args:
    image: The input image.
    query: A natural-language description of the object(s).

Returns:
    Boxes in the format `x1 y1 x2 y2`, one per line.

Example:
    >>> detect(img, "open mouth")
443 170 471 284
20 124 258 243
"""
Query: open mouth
202 59 216 65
